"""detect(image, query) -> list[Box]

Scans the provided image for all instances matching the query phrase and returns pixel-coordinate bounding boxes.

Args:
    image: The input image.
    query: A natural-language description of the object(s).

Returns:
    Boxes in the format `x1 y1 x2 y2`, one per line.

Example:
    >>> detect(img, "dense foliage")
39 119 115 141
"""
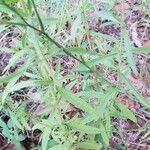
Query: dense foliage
0 0 150 149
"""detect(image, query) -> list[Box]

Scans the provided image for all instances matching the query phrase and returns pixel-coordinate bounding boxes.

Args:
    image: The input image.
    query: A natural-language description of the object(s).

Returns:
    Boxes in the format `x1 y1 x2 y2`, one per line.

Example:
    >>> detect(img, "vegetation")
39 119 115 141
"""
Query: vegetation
0 0 150 149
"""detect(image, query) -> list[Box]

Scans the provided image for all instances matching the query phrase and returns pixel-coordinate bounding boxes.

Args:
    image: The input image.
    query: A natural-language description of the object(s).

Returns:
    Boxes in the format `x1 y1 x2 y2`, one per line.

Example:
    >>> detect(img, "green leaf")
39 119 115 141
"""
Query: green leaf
8 110 23 130
2 79 51 105
2 76 19 105
0 119 11 139
32 123 45 131
57 87 97 115
124 29 137 74
91 31 118 42
96 10 119 24
104 111 112 136
3 0 19 4
15 134 25 142
65 47 86 55
27 0 32 14
23 71 42 79
73 53 117 72
99 124 109 147
81 87 116 124
66 118 101 134
0 59 30 84
75 141 101 150
121 73 150 108
42 128 51 150
48 144 65 150
3 50 26 72
20 117 30 130
47 139 58 149
78 91 106 100
114 100 137 123
133 46 150 54
96 87 117 117
21 33 27 48
33 119 53 131
10 79 52 91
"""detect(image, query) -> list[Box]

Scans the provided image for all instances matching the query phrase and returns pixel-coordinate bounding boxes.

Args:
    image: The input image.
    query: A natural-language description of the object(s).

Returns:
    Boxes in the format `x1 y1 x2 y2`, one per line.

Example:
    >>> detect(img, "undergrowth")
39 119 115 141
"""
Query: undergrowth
0 0 150 149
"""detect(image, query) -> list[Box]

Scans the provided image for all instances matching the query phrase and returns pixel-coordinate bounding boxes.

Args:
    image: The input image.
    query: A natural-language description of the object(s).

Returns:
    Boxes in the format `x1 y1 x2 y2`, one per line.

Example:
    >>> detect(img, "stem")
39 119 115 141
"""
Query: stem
0 0 117 87
30 0 45 32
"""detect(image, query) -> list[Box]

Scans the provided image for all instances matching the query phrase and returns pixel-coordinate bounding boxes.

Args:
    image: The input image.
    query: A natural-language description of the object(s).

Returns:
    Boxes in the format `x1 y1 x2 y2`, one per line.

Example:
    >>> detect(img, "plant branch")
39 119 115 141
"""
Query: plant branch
0 1 92 71
0 0 113 85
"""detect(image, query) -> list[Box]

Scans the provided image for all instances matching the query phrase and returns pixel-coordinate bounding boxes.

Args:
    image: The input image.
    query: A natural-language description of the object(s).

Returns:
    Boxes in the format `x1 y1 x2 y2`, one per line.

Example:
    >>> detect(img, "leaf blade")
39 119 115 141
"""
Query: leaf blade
124 29 137 74
57 87 96 115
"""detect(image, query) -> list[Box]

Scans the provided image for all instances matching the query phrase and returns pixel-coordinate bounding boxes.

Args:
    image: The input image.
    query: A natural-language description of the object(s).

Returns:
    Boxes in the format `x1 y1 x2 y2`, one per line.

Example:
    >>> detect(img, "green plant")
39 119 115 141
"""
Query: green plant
0 0 150 149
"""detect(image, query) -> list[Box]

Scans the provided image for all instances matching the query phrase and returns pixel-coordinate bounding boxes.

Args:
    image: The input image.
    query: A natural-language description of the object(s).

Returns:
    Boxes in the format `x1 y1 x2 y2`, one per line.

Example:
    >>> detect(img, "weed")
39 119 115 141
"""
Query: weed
0 0 150 149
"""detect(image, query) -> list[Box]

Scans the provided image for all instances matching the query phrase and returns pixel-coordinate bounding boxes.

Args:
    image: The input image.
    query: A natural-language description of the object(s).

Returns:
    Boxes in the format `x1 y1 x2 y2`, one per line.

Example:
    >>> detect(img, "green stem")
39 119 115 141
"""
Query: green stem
0 0 117 87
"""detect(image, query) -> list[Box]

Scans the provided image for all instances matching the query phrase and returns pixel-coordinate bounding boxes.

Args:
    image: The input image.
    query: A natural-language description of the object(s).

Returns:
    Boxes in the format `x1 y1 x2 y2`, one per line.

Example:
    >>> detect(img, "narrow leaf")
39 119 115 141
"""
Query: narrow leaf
10 79 52 92
115 100 137 123
124 29 137 74
75 141 101 150
57 87 96 115
42 128 51 150
121 73 150 108
3 50 26 72
99 124 109 147
96 10 119 24
133 46 150 54
73 53 117 72
48 144 65 150
0 62 29 84
67 119 101 134
65 47 86 55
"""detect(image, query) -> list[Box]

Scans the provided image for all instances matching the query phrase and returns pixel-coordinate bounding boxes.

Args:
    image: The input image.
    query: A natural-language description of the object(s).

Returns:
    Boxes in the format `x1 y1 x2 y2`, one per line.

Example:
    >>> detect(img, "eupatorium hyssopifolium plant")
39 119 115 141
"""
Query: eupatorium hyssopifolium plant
0 0 150 149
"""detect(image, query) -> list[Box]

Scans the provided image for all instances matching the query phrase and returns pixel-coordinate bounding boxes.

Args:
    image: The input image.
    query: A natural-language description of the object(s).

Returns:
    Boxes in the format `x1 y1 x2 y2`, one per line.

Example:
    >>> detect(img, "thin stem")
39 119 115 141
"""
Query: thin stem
30 0 45 32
